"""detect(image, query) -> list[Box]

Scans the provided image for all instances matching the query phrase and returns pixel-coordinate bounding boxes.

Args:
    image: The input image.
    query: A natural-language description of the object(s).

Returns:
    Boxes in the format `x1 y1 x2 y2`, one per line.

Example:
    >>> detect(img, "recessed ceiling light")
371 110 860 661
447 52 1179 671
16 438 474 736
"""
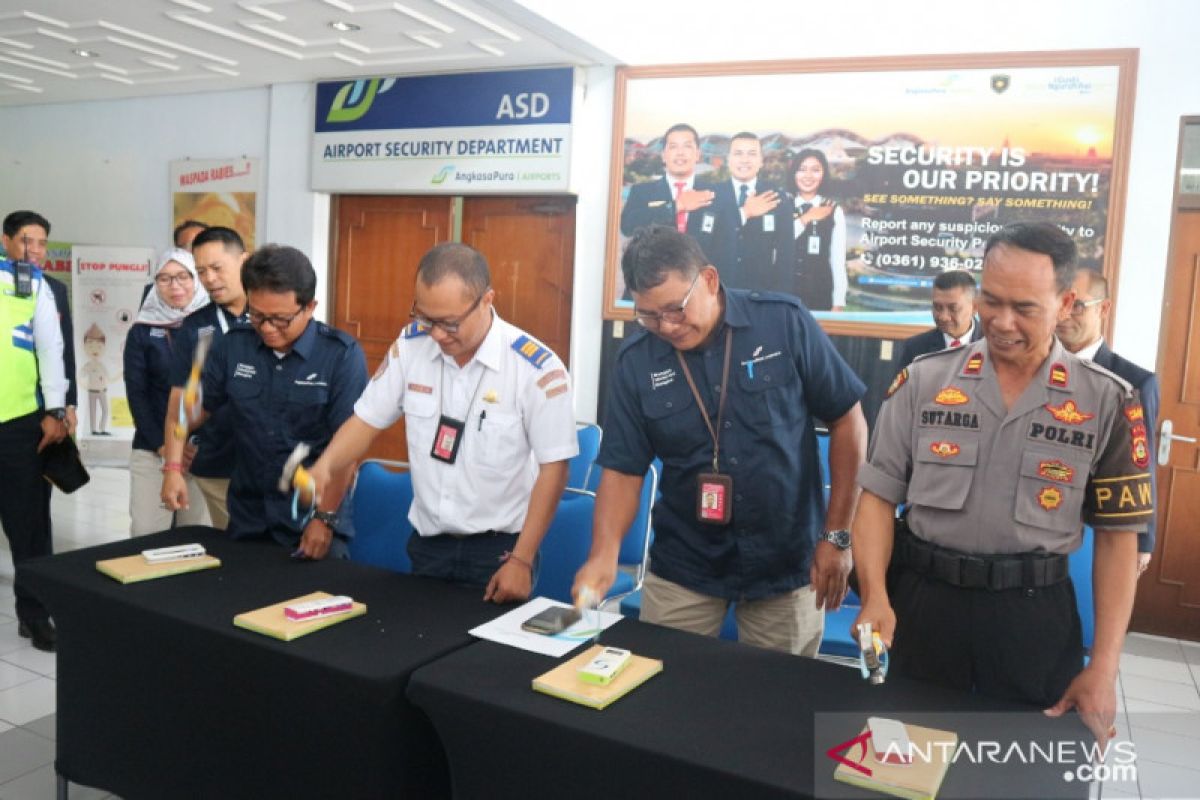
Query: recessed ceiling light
329 21 359 32
73 48 100 58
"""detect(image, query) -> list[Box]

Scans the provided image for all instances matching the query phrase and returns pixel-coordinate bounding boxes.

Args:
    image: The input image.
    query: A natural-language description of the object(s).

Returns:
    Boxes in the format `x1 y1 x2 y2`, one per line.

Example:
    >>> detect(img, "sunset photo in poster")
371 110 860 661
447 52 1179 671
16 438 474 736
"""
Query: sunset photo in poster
605 52 1136 336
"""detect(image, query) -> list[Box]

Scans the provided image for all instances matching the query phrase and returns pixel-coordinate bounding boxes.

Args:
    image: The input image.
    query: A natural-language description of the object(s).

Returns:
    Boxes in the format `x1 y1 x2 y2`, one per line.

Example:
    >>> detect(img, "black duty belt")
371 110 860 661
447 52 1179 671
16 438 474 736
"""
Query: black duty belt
894 521 1070 591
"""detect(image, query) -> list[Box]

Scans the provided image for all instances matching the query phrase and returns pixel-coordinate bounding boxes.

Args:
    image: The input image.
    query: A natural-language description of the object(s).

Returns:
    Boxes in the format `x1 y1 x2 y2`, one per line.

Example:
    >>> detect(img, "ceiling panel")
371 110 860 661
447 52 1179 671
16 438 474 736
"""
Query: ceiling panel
0 0 608 107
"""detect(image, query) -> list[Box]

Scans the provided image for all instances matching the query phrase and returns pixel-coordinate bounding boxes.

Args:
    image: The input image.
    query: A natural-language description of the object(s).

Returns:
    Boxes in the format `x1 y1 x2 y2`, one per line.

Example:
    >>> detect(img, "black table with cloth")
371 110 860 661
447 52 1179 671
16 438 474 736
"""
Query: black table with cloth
407 619 1093 800
21 526 500 799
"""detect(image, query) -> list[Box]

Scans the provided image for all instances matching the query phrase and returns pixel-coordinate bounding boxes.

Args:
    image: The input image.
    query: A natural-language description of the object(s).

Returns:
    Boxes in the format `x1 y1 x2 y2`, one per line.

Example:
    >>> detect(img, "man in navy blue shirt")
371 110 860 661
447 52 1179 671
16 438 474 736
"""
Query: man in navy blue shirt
162 245 367 559
574 226 868 655
164 227 251 529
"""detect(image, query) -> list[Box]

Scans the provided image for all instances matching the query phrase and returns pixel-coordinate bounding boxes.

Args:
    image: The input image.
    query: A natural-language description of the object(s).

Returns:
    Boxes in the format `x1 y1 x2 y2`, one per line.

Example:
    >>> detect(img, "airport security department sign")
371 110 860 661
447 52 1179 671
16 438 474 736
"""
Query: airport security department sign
312 68 573 193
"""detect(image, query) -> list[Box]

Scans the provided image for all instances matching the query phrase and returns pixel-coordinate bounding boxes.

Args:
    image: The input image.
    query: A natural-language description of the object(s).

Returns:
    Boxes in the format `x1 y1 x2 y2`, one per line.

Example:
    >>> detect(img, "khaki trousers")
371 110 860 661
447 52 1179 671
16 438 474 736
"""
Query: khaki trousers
193 476 231 530
641 571 824 657
129 449 211 536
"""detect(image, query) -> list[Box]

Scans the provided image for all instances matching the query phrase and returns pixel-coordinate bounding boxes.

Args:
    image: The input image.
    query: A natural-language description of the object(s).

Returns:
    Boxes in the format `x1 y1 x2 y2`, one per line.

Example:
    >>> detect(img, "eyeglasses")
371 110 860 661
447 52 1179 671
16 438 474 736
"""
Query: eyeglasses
1071 297 1104 316
248 306 305 330
409 291 487 334
155 272 194 287
632 272 701 327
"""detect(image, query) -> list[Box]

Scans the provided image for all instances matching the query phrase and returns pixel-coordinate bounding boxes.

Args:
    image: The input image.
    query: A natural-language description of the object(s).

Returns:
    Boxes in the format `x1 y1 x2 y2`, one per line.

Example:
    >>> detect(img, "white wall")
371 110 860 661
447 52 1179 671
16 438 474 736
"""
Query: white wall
567 65 616 423
0 87 270 250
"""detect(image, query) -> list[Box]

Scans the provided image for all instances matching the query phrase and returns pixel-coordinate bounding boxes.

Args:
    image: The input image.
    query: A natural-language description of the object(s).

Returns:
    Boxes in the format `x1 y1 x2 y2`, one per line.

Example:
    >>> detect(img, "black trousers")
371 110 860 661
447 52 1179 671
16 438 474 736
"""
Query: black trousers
889 564 1084 708
0 412 53 622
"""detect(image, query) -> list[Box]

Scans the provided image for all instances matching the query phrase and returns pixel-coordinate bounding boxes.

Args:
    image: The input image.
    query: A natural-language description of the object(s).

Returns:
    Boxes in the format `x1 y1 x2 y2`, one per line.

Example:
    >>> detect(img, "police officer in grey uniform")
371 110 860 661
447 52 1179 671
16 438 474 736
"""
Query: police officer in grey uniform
853 223 1152 746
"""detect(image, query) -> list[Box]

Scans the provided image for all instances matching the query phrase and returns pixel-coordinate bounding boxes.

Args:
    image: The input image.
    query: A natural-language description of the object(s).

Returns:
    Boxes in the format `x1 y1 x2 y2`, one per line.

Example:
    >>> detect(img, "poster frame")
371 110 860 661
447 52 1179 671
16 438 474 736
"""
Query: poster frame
603 49 1138 339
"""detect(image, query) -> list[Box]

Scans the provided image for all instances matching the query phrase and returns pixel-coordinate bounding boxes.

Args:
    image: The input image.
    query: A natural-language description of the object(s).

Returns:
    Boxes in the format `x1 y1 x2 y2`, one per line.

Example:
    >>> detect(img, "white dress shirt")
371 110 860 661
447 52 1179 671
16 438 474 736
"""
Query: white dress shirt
354 311 578 537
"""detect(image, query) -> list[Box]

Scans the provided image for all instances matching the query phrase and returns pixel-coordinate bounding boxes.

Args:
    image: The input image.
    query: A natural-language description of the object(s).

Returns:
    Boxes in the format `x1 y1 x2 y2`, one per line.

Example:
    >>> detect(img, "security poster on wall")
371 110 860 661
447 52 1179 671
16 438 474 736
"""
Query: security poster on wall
312 67 573 193
170 157 261 250
604 51 1136 338
72 245 153 464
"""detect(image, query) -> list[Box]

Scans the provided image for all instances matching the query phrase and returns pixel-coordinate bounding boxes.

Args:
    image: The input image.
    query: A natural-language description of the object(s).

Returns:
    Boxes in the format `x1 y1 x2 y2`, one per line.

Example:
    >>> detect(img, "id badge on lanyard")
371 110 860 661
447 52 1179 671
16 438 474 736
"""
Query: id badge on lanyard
696 473 733 525
429 362 487 465
431 415 465 463
676 327 735 526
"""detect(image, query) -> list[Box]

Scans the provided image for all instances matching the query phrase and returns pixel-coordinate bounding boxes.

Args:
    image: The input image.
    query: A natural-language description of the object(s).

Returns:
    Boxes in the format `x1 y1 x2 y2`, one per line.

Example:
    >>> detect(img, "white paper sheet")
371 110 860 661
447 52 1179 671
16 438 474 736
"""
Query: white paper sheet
469 596 625 657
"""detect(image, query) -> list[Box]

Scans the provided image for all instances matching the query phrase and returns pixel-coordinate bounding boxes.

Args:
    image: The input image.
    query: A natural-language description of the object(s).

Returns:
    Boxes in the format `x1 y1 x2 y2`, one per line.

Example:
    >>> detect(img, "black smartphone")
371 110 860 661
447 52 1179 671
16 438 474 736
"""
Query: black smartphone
520 606 581 635
13 260 34 298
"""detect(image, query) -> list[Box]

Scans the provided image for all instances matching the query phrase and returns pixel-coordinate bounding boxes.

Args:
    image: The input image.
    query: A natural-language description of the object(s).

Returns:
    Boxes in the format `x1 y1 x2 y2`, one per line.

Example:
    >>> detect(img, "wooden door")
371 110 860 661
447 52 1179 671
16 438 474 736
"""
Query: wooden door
332 195 454 461
460 196 575 367
1130 204 1200 640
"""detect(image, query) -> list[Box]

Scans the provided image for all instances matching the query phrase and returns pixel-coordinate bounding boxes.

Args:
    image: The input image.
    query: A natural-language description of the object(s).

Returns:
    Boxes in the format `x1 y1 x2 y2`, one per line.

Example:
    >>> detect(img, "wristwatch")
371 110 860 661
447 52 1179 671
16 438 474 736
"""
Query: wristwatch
822 528 852 550
45 407 67 422
312 509 339 530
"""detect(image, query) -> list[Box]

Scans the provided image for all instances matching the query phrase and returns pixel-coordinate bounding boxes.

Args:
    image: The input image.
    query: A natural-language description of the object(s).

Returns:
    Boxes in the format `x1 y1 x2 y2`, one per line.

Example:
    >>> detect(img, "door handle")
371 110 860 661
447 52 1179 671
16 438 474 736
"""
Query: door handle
1158 418 1197 466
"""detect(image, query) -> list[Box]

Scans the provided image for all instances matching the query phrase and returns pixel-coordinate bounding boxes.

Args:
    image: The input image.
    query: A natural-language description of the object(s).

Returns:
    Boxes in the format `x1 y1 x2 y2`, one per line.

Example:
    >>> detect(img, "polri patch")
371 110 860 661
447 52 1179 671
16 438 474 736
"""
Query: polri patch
1049 363 1068 388
512 335 551 369
1038 460 1075 483
1124 404 1145 423
1037 486 1064 511
1131 422 1150 468
934 387 969 406
886 368 908 398
1044 400 1094 425
929 441 960 458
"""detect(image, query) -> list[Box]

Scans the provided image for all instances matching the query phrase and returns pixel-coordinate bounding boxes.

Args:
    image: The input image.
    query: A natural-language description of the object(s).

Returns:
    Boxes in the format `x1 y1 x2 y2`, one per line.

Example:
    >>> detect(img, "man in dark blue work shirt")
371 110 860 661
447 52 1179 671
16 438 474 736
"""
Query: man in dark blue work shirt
162 245 368 559
164 227 252 529
574 225 868 655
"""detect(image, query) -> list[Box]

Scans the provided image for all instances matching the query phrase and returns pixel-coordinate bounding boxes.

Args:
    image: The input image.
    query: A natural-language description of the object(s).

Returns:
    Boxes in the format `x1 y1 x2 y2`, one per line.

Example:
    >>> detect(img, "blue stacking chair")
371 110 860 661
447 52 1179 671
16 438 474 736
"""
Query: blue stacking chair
536 463 658 605
1069 525 1096 654
532 488 596 603
566 423 602 494
346 459 413 574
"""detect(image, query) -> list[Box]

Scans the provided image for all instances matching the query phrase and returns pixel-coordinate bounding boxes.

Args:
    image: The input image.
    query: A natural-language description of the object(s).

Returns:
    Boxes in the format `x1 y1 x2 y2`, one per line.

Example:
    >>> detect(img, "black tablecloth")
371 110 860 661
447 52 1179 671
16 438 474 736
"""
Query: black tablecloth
408 619 1092 800
22 526 501 800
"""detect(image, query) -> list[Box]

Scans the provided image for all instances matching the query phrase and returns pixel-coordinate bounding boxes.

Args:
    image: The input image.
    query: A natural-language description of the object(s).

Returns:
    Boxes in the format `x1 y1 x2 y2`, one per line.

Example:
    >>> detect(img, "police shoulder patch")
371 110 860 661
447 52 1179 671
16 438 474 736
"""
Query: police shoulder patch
512 334 552 369
402 321 429 339
886 368 909 398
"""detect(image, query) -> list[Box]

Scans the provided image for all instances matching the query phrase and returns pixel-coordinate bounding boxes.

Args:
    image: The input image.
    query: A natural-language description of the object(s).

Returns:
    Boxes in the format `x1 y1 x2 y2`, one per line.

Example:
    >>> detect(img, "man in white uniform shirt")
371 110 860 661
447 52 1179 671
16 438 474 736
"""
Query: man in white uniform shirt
309 243 577 602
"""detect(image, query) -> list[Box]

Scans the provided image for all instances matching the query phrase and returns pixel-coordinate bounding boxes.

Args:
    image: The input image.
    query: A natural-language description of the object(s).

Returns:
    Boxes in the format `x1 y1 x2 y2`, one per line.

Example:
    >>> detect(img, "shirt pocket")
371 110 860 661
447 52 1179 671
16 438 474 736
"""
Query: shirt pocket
908 435 980 510
286 383 330 442
402 391 438 445
475 409 524 472
733 354 801 428
639 383 698 459
1013 449 1087 532
227 377 263 415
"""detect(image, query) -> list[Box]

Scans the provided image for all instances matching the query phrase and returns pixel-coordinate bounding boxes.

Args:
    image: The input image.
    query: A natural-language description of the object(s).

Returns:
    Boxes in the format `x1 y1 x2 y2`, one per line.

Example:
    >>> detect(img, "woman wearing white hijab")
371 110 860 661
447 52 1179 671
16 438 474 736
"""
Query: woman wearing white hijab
124 249 211 535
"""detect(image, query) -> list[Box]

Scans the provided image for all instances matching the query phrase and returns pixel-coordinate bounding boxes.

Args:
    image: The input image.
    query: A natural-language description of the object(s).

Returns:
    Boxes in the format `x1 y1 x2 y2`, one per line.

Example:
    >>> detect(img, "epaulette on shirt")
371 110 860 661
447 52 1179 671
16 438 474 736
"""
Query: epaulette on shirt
401 321 429 339
746 290 804 309
316 322 357 349
512 334 552 369
911 345 962 365
1078 357 1134 397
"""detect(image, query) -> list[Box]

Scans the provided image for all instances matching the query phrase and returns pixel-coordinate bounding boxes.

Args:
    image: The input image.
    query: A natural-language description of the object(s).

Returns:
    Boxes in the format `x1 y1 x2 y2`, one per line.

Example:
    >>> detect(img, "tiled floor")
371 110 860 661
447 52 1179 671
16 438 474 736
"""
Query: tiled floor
1 468 1199 798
